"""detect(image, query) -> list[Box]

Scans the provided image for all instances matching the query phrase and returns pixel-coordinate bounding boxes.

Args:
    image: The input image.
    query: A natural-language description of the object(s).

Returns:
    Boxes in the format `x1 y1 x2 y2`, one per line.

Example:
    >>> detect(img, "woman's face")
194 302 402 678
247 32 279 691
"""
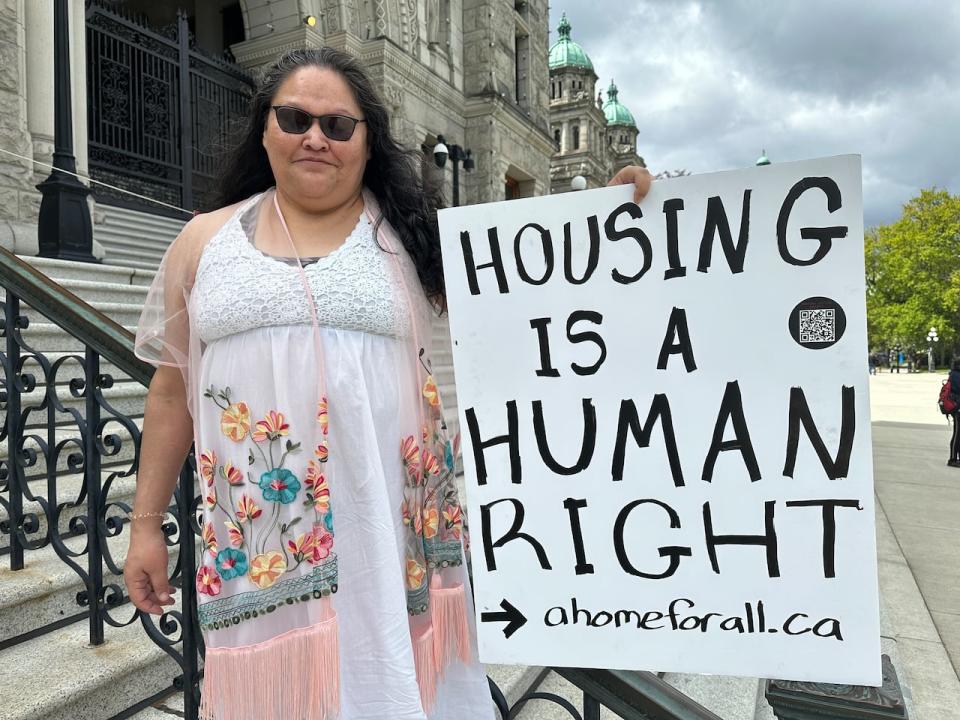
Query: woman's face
262 65 370 206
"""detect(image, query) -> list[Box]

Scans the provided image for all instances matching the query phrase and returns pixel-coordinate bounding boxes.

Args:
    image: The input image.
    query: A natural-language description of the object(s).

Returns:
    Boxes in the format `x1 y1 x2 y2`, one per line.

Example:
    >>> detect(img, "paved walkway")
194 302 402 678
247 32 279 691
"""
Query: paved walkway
870 370 960 719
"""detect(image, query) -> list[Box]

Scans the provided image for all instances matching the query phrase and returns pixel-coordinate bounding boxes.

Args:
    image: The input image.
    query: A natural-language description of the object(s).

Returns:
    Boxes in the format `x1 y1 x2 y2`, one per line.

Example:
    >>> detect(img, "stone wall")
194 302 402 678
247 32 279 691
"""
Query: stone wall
0 0 32 226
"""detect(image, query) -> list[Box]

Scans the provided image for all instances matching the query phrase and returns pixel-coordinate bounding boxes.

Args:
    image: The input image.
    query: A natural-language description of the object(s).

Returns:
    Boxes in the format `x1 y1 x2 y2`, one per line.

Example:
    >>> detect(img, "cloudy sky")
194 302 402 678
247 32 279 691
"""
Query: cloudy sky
550 1 960 228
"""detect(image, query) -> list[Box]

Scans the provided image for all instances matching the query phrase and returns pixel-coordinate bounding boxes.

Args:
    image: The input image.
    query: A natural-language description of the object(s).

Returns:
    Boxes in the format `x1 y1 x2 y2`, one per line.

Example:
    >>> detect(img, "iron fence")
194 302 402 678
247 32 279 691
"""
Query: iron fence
85 1 253 215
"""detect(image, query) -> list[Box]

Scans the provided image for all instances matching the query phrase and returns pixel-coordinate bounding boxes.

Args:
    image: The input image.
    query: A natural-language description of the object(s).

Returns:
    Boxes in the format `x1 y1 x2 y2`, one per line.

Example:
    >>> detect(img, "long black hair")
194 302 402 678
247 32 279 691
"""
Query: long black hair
214 47 446 307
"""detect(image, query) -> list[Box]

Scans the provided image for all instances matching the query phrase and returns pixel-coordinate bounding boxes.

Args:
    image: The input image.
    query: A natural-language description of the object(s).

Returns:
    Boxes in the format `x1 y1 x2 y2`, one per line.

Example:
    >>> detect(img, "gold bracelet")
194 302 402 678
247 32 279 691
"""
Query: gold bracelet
129 510 169 521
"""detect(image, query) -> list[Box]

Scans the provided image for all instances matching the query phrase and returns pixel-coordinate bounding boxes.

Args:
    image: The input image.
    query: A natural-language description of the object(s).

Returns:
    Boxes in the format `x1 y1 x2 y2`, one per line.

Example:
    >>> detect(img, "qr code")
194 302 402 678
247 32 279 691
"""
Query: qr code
799 309 835 343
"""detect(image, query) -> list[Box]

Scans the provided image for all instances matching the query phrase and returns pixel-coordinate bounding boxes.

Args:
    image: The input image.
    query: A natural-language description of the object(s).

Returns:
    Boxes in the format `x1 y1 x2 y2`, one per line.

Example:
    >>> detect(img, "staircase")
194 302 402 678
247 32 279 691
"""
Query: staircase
93 204 188 270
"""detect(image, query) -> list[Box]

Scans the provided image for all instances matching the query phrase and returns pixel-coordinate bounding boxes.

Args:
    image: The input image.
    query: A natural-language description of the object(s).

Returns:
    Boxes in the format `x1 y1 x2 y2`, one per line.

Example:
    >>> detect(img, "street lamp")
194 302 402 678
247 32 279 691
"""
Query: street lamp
433 135 474 207
570 175 587 191
927 327 939 372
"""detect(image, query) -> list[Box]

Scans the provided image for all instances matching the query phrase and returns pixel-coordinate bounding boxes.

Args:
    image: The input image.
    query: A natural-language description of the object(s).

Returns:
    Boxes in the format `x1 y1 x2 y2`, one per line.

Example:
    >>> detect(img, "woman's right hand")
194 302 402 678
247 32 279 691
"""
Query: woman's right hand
124 526 177 616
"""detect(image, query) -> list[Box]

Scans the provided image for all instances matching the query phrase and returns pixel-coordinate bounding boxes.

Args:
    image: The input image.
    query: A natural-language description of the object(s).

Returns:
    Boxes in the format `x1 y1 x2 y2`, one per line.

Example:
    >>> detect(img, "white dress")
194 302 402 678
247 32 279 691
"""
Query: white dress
188 196 495 719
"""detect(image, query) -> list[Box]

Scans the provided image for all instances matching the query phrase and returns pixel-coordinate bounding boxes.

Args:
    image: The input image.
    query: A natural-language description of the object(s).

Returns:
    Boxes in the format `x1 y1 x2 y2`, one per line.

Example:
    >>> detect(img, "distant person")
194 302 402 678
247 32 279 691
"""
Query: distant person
949 359 960 468
868 354 877 375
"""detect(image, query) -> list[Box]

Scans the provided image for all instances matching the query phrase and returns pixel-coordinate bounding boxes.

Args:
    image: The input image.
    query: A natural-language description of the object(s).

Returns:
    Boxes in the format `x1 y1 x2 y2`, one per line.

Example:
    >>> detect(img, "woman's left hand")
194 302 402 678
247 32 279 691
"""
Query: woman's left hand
608 165 653 204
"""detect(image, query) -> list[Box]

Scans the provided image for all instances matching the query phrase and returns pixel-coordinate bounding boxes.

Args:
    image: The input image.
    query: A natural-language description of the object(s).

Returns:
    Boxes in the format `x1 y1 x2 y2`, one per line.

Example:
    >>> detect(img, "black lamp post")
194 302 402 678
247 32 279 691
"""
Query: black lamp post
433 135 475 207
36 0 97 262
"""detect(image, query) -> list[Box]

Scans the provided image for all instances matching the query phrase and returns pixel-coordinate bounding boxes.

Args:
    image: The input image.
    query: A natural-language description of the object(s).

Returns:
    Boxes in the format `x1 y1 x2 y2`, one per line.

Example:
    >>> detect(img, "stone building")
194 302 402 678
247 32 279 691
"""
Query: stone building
0 0 557 258
547 13 644 195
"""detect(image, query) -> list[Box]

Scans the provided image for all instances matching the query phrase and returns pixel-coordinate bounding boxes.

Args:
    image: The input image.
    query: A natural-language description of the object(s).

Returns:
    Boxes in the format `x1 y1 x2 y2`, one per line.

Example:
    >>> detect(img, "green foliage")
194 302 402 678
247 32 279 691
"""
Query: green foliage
865 189 960 357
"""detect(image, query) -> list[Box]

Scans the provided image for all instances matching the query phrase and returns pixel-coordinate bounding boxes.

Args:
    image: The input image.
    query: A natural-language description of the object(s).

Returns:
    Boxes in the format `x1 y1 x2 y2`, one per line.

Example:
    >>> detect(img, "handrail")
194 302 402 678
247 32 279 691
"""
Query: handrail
0 247 154 386
556 668 722 720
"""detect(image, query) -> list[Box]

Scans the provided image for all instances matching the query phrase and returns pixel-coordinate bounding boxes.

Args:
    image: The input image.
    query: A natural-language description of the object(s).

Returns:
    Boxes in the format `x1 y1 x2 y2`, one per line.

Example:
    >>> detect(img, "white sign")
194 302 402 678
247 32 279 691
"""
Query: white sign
438 155 880 685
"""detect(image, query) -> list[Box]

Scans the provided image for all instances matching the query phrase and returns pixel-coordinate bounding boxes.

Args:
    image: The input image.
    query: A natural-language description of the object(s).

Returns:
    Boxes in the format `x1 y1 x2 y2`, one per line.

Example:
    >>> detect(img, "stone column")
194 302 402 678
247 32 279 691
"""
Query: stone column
0 0 32 225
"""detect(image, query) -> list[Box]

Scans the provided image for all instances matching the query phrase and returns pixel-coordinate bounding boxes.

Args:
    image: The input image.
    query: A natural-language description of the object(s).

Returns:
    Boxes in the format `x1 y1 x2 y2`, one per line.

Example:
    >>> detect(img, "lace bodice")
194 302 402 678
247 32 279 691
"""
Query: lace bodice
192 195 410 343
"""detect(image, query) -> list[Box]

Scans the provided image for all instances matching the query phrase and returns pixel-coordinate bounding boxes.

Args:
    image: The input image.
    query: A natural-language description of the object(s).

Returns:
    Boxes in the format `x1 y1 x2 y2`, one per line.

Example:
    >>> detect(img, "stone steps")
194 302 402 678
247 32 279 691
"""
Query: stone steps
94 204 186 270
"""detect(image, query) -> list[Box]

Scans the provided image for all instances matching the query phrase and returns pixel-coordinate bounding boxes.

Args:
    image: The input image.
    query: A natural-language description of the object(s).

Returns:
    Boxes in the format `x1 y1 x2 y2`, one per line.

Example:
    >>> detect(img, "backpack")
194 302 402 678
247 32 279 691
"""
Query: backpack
938 379 960 414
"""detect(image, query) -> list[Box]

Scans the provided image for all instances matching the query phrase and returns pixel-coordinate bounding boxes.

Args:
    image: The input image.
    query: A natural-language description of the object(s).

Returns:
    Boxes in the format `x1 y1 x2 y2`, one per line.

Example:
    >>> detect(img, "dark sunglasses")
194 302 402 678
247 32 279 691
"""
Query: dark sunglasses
271 105 366 141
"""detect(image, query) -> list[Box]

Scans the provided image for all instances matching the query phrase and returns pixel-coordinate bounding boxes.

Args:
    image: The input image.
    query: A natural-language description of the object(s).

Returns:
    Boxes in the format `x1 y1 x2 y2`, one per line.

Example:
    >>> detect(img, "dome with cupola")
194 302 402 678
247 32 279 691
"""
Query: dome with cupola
602 80 636 128
548 14 594 71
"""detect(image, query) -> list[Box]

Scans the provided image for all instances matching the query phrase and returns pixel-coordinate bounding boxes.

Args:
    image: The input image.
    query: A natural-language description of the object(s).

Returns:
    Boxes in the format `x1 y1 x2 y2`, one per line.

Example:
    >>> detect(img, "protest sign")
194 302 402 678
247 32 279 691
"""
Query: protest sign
438 155 880 684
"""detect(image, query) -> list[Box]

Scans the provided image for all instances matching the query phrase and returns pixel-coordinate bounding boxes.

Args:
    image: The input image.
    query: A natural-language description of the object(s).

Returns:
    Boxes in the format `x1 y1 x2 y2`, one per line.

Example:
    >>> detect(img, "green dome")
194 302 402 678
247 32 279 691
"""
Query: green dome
602 80 636 128
756 149 771 166
549 14 594 71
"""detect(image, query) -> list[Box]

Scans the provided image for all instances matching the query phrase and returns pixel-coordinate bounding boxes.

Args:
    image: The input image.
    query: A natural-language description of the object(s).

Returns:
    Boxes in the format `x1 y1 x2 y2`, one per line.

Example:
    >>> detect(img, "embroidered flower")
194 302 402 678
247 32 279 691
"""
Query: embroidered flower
413 507 423 537
401 436 421 478
199 450 217 487
305 462 330 513
423 375 440 407
443 505 463 539
444 439 456 472
236 494 262 523
205 486 217 511
323 510 334 534
252 411 290 443
220 402 251 442
423 507 440 539
315 441 329 463
317 397 329 436
224 520 243 548
249 551 287 589
310 527 334 564
288 531 317 559
202 521 218 557
221 461 244 486
406 558 426 589
196 565 222 596
422 424 431 444
421 449 441 477
214 548 248 581
259 468 301 504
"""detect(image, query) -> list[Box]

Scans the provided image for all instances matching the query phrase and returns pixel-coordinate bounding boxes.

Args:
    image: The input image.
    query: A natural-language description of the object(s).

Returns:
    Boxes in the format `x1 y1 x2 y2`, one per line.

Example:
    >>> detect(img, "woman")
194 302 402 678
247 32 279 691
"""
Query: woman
125 47 652 720
949 358 960 467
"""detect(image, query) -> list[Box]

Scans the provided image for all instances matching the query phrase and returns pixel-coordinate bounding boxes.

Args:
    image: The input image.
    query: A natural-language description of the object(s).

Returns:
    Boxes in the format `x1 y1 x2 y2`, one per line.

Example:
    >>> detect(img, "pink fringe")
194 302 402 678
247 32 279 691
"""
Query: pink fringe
413 624 438 713
430 580 472 670
199 608 340 720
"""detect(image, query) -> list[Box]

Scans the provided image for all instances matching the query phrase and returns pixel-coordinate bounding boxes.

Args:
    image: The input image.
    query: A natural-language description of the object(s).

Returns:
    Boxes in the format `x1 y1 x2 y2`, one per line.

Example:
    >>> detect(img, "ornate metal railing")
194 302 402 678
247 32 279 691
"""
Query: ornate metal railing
85 0 253 215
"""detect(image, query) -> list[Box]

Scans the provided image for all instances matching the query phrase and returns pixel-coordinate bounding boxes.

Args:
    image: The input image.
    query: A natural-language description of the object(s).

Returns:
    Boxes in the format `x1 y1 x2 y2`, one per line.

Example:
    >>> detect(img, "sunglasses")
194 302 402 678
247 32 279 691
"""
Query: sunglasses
271 105 366 141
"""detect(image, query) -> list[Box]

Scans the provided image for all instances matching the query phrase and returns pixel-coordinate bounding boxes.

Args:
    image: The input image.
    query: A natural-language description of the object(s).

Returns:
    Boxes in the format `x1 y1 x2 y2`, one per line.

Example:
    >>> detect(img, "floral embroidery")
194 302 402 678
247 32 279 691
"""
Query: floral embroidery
205 485 217 511
253 411 290 442
200 385 338 603
215 548 248 580
406 557 425 589
423 507 439 539
236 494 262 523
421 449 441 477
196 565 222 596
224 520 244 548
202 521 218 558
304 462 330 513
309 526 335 564
443 505 463 540
422 375 439 408
315 441 329 462
204 386 252 442
221 402 251 441
317 397 329 435
249 551 287 589
222 461 244 486
199 450 217 486
259 468 301 504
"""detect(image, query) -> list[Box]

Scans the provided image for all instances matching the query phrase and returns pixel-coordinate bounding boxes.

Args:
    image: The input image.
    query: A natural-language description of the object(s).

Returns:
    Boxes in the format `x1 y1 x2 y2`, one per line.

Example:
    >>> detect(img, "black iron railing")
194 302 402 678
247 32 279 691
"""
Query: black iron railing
85 1 253 215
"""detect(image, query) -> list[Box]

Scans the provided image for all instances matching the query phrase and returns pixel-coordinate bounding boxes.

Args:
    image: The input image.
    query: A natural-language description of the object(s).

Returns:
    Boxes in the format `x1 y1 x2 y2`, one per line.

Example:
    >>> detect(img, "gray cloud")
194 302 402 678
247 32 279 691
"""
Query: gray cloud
552 1 960 227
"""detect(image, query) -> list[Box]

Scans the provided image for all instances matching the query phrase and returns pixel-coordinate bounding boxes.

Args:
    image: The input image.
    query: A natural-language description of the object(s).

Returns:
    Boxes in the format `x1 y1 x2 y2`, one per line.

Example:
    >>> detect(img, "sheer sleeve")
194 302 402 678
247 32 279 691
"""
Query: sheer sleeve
133 228 200 369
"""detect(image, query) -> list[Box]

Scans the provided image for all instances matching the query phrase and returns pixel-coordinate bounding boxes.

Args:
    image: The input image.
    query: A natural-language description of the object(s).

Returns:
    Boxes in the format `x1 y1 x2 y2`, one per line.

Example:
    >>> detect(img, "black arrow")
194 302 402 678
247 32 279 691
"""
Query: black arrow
481 599 527 639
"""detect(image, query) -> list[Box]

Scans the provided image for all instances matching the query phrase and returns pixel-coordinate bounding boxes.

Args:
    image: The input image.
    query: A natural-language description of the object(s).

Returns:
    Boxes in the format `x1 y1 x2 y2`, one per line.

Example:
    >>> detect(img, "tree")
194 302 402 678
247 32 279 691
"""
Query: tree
865 189 960 364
